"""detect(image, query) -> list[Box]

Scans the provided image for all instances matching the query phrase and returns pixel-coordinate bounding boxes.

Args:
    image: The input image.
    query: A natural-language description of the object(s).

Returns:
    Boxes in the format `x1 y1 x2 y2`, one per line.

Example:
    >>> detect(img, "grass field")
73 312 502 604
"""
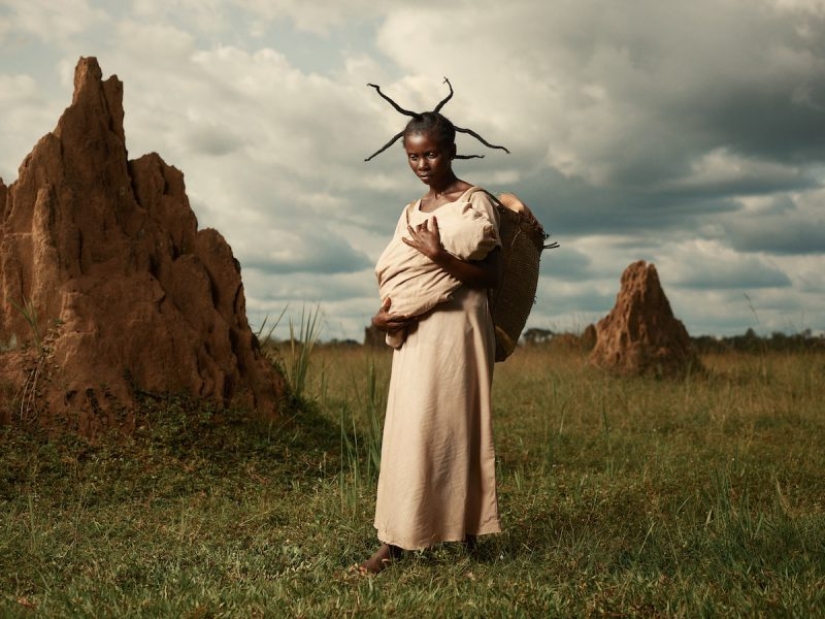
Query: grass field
1 345 824 617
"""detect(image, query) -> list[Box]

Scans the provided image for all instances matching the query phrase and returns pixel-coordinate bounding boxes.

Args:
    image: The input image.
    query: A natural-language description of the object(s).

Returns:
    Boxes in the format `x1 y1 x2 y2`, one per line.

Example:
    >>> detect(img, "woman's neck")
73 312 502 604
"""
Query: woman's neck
426 174 460 198
419 178 472 212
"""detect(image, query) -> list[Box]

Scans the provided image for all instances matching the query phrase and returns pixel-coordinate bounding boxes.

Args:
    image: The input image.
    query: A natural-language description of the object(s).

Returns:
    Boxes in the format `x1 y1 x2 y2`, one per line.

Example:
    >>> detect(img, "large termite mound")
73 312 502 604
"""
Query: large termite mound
589 260 701 376
0 57 286 432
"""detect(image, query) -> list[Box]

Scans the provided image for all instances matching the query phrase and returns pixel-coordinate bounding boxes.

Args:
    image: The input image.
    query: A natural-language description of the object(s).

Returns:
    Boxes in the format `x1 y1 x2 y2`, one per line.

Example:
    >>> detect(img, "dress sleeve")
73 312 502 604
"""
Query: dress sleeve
455 189 500 260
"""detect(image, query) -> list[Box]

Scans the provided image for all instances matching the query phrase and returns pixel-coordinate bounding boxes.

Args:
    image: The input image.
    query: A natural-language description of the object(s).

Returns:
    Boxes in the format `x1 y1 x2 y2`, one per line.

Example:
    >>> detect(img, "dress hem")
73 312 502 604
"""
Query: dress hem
376 521 502 552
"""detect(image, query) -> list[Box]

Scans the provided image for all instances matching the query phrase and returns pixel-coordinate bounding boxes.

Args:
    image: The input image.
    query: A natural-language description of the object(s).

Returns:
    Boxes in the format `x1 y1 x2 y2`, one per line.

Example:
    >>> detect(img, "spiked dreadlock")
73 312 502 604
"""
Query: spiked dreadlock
364 78 510 162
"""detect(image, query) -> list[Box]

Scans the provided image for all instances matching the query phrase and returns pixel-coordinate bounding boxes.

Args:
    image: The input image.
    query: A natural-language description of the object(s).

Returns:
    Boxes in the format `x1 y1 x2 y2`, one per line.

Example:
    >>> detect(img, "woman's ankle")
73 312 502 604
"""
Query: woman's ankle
359 543 403 575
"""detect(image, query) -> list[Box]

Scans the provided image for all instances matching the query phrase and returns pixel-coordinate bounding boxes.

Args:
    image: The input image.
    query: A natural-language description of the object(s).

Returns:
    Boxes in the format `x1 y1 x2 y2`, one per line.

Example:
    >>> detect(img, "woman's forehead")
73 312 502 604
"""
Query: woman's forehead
403 131 442 149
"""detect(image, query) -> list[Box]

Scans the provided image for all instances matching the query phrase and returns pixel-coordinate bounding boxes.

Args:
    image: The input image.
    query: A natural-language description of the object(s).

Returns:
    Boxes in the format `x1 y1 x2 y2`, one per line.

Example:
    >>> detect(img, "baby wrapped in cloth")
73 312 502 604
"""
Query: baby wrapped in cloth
375 187 500 348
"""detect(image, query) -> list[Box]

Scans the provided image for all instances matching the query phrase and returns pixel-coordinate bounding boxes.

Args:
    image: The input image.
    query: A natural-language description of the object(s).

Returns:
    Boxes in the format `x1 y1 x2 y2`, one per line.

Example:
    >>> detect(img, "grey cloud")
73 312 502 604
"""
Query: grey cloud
673 259 792 290
501 169 739 239
678 308 761 337
376 1 825 191
799 277 825 294
719 195 825 255
184 124 245 157
244 234 372 275
727 219 825 255
244 269 377 304
535 280 616 318
539 247 592 282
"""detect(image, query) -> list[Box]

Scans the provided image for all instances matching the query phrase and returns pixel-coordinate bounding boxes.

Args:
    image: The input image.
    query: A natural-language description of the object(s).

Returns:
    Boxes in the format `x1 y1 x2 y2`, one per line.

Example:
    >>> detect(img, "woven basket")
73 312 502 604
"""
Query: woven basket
486 193 552 362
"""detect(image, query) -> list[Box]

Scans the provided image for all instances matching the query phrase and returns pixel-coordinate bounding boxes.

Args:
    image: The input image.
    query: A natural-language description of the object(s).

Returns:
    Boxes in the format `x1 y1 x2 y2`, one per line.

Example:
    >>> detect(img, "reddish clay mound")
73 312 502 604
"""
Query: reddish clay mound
0 57 285 433
589 260 701 376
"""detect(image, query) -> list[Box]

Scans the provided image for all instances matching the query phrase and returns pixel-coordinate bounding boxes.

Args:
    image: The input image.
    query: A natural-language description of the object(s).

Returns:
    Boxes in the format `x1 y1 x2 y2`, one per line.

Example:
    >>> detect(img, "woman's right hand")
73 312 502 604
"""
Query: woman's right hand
371 298 416 333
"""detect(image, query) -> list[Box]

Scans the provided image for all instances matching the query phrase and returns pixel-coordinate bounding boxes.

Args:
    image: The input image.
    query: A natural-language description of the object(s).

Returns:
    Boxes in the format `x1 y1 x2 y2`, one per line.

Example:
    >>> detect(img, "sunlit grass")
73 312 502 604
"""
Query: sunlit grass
1 346 823 617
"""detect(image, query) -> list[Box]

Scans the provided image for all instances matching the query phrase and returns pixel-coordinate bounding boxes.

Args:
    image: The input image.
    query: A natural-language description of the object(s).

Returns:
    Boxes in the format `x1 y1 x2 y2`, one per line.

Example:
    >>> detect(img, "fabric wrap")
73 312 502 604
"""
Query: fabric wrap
375 187 500 348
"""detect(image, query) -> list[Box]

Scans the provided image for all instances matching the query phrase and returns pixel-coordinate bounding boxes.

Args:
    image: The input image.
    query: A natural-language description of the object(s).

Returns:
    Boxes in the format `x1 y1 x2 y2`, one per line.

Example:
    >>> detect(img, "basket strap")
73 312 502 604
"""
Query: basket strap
464 186 503 208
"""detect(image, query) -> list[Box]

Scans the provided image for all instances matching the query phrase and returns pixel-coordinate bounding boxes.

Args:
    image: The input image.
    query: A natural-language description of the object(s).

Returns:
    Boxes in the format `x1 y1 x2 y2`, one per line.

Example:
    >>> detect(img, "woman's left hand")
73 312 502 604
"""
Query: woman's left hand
403 216 443 260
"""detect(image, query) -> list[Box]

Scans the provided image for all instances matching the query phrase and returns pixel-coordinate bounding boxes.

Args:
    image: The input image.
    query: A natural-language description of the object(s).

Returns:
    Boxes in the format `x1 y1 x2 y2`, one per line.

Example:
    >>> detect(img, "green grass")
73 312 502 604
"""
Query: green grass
1 347 824 617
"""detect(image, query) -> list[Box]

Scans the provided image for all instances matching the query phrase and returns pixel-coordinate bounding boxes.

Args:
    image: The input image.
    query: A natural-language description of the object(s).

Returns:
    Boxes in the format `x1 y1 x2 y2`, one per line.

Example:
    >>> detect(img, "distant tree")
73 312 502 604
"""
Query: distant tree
522 328 554 345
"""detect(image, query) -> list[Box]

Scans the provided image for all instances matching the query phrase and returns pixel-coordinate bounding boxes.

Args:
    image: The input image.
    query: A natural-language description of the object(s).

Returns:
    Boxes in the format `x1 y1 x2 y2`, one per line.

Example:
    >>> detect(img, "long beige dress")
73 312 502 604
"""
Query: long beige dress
373 187 502 550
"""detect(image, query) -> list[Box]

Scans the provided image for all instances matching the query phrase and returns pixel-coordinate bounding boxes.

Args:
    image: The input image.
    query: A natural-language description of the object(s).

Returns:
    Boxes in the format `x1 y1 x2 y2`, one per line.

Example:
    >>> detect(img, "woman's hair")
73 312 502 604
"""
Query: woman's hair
404 111 456 150
365 78 510 162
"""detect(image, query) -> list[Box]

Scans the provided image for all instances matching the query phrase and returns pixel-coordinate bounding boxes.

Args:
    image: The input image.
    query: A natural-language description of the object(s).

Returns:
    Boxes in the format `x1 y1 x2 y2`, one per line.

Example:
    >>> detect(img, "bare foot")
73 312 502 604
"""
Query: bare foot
359 544 402 575
463 534 477 553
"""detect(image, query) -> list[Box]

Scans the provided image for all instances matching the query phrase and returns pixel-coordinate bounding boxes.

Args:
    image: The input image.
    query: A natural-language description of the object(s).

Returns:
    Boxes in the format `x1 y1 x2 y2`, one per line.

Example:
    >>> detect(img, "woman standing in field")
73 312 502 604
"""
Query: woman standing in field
360 81 508 574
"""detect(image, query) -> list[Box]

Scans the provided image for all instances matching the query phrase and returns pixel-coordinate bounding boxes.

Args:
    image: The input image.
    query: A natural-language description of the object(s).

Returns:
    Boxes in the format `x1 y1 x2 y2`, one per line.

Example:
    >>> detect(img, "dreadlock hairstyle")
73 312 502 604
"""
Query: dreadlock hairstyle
364 78 510 162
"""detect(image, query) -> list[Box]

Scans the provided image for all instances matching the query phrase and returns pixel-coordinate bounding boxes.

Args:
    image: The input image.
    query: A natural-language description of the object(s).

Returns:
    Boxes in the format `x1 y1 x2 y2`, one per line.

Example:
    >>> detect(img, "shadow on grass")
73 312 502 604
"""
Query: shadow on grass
0 391 344 506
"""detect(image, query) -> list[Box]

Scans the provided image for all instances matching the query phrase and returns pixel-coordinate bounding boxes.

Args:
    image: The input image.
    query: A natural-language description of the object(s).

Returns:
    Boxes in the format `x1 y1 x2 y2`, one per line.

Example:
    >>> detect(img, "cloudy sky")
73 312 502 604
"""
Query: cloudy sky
1 0 824 342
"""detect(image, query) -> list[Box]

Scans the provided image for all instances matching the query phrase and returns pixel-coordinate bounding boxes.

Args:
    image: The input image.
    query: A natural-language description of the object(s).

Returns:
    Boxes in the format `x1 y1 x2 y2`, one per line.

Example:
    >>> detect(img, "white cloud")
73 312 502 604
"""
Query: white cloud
0 13 10 44
114 19 196 62
719 188 825 254
660 149 805 194
236 0 376 35
765 0 825 16
0 72 65 182
2 0 110 44
0 73 38 102
662 240 792 289
130 0 227 33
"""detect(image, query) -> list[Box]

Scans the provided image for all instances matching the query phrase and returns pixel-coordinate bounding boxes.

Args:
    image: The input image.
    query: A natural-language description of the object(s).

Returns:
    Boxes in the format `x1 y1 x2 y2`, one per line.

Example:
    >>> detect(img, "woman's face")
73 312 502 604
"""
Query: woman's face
403 131 456 188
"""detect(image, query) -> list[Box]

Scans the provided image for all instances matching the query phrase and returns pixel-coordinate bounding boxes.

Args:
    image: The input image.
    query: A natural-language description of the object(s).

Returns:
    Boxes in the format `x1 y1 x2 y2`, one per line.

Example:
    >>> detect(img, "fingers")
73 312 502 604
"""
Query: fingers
406 219 437 236
373 311 416 332
405 220 429 244
387 315 416 331
403 217 440 255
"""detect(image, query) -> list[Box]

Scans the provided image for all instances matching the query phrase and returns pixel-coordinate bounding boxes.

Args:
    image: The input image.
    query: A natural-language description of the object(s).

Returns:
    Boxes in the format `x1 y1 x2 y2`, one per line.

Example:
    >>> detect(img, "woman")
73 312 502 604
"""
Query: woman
360 99 507 574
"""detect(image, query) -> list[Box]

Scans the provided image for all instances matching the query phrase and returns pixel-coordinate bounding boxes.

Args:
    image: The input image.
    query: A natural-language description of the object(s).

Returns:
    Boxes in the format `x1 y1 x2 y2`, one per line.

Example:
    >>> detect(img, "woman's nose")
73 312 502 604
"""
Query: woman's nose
417 158 429 169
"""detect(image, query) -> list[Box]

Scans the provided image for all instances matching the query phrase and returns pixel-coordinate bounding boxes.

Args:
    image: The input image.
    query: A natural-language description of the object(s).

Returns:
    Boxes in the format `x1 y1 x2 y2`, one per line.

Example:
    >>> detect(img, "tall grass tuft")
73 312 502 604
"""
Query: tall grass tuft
352 361 385 477
337 360 387 517
253 306 288 345
285 304 323 401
